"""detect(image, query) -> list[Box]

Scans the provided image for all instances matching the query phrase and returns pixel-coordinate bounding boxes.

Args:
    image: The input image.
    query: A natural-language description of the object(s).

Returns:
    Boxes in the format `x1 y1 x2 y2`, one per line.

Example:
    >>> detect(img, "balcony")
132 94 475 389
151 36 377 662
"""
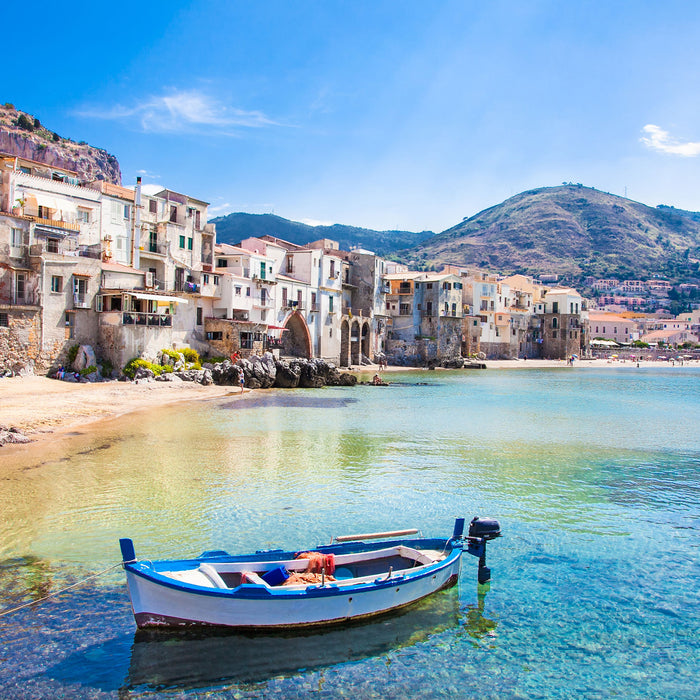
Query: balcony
141 241 169 257
73 294 89 309
31 217 80 232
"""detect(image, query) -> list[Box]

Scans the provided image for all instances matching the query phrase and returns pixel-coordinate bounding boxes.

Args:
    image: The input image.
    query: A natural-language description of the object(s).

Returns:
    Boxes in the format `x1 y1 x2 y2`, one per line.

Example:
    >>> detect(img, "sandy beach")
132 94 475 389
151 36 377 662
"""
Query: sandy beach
0 376 236 446
0 358 692 449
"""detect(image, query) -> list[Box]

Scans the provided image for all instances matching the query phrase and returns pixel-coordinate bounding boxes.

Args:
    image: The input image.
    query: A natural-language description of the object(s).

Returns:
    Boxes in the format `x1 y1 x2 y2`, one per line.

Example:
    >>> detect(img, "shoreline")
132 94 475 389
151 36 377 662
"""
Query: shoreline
1 358 696 451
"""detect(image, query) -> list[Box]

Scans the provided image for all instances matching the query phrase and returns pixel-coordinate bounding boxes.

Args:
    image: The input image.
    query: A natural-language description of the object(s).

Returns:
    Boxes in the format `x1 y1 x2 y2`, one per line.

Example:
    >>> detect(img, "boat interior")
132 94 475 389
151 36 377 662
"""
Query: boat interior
158 545 448 590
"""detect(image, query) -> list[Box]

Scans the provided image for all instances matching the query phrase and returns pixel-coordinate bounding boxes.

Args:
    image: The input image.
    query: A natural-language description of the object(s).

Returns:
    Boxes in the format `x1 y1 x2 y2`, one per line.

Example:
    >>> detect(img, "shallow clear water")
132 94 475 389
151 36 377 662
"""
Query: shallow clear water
1 367 699 698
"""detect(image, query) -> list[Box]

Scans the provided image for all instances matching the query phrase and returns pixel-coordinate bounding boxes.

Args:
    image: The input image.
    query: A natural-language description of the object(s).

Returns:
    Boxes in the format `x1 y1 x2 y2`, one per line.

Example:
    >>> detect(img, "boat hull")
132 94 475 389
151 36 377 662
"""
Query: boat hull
124 549 462 630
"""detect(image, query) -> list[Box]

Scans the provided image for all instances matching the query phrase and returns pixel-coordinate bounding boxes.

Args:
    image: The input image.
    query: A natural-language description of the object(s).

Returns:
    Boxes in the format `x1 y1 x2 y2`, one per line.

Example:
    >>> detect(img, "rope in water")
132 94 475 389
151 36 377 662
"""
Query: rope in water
0 561 124 619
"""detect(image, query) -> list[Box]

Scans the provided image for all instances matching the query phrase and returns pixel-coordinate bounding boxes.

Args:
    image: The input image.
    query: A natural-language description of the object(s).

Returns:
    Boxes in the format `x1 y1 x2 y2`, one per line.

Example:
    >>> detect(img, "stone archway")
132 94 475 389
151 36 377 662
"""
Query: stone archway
281 311 313 358
350 320 361 365
361 322 370 361
340 319 350 367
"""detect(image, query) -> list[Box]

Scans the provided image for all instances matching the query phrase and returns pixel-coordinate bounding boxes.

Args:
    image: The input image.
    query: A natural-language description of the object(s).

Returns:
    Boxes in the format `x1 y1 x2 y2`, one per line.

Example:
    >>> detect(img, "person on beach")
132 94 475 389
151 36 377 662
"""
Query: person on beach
238 368 245 393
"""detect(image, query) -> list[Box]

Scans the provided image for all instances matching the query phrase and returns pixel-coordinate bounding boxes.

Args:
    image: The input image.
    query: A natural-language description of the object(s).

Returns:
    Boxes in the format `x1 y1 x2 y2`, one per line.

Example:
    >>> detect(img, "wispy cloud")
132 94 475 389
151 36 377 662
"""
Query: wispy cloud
78 89 279 135
208 202 233 215
641 124 700 157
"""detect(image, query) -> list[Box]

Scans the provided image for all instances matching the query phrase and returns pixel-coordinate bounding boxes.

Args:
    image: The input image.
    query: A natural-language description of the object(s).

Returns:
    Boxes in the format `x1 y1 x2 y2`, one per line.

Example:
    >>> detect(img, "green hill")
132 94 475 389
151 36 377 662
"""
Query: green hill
402 185 700 286
210 212 433 256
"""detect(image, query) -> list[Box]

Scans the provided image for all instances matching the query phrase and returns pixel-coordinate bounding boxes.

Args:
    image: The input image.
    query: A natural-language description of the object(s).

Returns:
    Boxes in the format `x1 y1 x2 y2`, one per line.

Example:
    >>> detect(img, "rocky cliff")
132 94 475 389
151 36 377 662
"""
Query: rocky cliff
0 103 121 184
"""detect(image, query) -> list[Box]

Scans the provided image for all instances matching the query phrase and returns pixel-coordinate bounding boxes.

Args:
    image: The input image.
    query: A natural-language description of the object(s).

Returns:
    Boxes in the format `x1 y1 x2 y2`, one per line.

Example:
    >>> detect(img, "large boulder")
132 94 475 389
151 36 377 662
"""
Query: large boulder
273 360 302 388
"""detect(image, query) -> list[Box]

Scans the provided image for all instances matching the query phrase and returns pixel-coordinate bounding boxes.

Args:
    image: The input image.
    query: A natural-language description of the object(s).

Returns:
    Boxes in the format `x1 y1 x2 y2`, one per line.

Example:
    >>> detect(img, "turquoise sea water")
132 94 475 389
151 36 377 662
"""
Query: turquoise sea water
0 367 698 698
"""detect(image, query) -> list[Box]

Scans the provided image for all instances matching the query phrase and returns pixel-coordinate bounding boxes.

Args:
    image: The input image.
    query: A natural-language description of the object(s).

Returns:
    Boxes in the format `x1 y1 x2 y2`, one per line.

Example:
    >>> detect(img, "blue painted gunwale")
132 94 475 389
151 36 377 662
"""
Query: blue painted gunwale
123 536 462 601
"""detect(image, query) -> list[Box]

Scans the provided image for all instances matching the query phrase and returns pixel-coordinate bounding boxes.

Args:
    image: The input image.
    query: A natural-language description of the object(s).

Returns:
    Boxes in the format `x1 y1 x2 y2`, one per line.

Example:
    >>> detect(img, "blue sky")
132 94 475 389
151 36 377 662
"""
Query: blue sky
4 0 700 232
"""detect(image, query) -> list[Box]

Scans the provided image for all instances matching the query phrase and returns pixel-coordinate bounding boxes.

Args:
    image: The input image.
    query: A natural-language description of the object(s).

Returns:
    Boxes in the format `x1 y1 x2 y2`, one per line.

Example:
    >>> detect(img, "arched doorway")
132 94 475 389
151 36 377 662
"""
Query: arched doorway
361 321 370 361
340 319 350 367
350 320 361 365
281 311 312 358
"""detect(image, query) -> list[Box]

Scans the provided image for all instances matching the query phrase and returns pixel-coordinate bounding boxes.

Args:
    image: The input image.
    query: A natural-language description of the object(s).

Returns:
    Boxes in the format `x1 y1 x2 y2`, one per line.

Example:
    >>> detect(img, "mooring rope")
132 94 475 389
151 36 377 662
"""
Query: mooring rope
0 561 125 619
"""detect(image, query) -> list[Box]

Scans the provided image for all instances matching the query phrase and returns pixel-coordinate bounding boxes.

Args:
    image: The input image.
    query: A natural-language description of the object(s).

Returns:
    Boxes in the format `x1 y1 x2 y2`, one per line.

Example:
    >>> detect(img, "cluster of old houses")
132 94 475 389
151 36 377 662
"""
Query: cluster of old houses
589 277 699 312
2 152 601 375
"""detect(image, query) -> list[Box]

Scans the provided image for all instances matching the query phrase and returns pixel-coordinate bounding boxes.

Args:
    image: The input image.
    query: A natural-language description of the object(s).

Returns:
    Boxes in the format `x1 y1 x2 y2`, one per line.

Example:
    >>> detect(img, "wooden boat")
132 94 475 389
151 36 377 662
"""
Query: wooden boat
119 517 500 630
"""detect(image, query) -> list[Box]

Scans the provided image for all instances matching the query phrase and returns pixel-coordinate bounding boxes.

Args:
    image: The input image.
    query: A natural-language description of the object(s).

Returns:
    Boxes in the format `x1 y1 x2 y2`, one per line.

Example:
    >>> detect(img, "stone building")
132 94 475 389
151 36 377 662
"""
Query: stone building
535 287 589 359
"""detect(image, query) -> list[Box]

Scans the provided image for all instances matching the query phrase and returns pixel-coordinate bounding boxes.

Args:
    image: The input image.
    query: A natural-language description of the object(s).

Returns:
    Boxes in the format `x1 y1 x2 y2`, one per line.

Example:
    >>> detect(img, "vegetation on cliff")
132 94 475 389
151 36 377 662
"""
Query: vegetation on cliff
400 185 700 286
0 103 121 184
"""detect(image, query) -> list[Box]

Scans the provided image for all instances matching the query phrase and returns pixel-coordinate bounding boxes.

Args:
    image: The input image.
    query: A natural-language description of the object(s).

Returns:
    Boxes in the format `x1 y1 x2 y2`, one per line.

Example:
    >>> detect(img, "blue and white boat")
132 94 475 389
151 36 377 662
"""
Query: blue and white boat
119 517 500 629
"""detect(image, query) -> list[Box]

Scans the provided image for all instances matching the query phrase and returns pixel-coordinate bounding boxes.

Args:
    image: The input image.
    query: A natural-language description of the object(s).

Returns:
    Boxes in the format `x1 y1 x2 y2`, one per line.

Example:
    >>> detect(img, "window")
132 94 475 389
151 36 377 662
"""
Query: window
206 331 223 341
240 332 254 349
329 296 334 312
0 312 8 327
400 303 411 315
77 209 90 223
38 205 51 219
123 204 130 220
213 276 219 284
282 287 288 306
179 235 186 249
311 292 317 309
330 260 336 278
46 238 59 253
196 307 203 325
260 261 266 280
552 330 558 338
297 290 302 306
65 312 75 338
195 210 201 229
452 303 457 316
187 238 193 251
286 255 294 273
149 200 157 214
170 205 178 223
74 277 88 296
203 274 210 284
246 287 251 297
15 273 26 303
426 283 433 289
10 228 23 254
552 301 559 313
235 286 242 296
218 259 228 267
51 276 63 293
426 301 433 315
552 317 558 329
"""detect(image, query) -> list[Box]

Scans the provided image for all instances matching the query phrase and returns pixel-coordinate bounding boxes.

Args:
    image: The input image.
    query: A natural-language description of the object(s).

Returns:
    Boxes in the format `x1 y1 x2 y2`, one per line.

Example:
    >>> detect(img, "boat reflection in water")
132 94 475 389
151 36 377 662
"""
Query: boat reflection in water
125 587 496 691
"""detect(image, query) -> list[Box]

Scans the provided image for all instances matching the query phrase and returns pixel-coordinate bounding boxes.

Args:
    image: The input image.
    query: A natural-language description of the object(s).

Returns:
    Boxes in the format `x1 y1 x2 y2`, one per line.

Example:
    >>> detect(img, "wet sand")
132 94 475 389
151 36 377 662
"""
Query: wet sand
0 376 237 447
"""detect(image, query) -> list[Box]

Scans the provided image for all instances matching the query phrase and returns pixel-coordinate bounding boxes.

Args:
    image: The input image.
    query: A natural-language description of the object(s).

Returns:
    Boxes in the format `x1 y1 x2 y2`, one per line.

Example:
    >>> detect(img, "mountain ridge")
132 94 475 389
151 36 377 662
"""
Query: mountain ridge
211 211 434 256
401 185 700 285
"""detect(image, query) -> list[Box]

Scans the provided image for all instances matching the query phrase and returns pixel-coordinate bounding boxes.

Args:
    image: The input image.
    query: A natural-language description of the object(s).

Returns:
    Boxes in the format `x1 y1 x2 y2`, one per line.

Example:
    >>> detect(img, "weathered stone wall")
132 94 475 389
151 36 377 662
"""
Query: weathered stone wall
0 306 41 373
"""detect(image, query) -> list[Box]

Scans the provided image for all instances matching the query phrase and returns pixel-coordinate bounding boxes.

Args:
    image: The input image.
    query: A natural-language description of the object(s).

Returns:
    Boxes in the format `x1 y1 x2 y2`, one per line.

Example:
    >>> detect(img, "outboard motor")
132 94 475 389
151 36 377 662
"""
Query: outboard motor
468 517 501 541
466 516 502 584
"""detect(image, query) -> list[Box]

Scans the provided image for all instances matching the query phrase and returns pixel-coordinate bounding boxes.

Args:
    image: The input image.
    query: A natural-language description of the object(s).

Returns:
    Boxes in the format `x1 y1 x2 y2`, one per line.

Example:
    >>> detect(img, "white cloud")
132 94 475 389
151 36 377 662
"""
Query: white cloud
641 124 700 157
78 89 279 134
301 218 335 227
